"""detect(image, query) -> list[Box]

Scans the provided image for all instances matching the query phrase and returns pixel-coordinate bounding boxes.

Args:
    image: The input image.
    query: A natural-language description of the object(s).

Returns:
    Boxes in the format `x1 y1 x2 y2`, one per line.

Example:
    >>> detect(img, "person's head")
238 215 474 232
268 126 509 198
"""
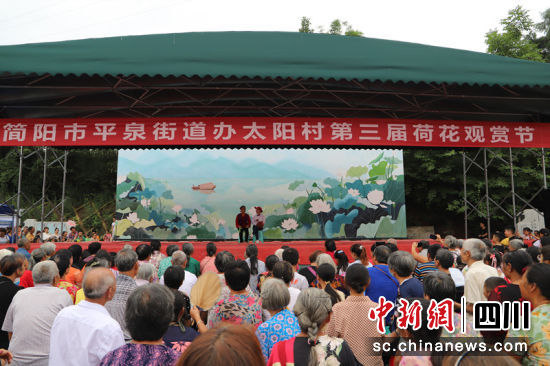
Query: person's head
274 248 284 260
206 242 217 257
520 263 550 303
265 254 280 272
504 226 515 238
224 259 250 292
315 253 336 270
182 242 194 258
526 246 542 264
68 244 82 264
87 242 101 255
136 263 155 283
52 251 71 278
523 227 532 236
16 237 29 249
214 251 235 273
317 263 341 305
324 239 337 253
255 206 262 215
175 324 264 366
350 243 368 265
125 284 174 342
293 288 333 365
164 266 186 290
32 260 59 285
434 249 454 270
461 239 487 265
166 244 179 257
502 250 533 278
115 249 139 275
95 250 113 267
388 251 417 278
40 242 56 258
170 289 191 324
540 228 550 237
484 249 502 269
260 278 290 312
427 244 442 261
272 261 294 285
373 245 391 264
423 271 454 302
70 226 76 233
480 222 486 229
492 231 505 243
150 240 161 253
246 244 259 275
136 244 152 261
419 240 430 250
541 245 550 264
83 267 116 303
483 276 507 299
398 298 441 345
0 254 25 278
541 236 550 247
282 247 299 268
345 262 370 294
0 249 14 261
240 205 246 213
508 239 524 252
30 247 46 268
171 250 188 267
334 250 348 272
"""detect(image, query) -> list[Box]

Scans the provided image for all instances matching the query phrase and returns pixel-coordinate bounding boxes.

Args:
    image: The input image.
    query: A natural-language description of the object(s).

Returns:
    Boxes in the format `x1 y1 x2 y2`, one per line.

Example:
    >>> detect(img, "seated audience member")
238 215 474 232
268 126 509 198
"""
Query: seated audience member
158 244 180 278
484 248 504 278
40 242 56 260
508 239 524 252
2 261 72 366
492 250 533 302
298 250 322 287
327 264 381 366
423 271 478 338
440 349 521 366
163 266 186 291
105 249 139 341
213 250 238 299
163 289 198 354
324 239 337 259
148 240 165 270
52 251 79 303
500 225 516 246
506 263 550 365
208 259 262 328
19 248 45 287
200 242 218 274
542 245 550 264
394 298 442 365
49 268 124 365
526 246 542 264
483 277 507 300
523 227 534 240
434 248 465 300
100 284 179 365
411 240 430 263
334 250 349 277
272 261 301 311
176 324 265 366
388 251 424 299
282 248 309 290
160 251 197 296
136 244 152 264
316 263 345 305
256 278 301 361
268 288 360 366
182 243 201 277
349 243 372 268
245 244 265 294
366 246 398 305
15 238 31 260
315 253 336 269
413 244 440 281
0 255 24 349
461 239 498 312
74 257 111 305
258 254 280 291
135 263 156 286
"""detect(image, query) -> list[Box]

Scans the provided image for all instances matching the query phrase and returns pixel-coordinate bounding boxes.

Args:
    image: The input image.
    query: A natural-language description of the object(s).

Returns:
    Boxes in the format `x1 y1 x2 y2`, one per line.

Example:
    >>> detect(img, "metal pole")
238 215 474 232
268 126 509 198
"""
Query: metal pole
15 146 23 234
543 148 547 189
462 150 468 238
40 147 48 240
483 148 491 238
59 151 68 236
509 148 517 231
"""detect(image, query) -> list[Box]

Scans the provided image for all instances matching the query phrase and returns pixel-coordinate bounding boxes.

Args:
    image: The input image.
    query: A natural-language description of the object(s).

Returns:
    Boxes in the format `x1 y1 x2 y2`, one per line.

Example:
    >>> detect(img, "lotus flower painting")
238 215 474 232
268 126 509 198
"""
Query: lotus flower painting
115 148 406 240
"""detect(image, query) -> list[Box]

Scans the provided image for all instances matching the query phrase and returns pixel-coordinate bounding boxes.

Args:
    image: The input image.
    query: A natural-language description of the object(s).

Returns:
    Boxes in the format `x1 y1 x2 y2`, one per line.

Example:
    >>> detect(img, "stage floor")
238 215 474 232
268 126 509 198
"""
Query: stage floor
23 240 420 264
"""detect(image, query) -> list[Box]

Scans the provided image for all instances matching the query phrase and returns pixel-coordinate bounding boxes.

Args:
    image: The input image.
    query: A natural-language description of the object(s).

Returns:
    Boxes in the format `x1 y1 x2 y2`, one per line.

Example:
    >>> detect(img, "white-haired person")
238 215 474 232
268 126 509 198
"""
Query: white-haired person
461 239 498 313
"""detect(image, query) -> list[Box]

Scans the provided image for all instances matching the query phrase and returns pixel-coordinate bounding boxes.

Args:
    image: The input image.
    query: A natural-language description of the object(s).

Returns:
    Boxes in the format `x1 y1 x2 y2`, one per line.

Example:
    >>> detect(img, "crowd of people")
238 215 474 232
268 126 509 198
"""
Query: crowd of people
0 225 112 245
0 227 549 365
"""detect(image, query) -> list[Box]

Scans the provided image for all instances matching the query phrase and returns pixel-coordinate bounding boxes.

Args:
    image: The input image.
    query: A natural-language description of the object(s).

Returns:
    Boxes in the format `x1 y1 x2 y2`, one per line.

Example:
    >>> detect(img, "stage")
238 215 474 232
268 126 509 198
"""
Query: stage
23 240 422 264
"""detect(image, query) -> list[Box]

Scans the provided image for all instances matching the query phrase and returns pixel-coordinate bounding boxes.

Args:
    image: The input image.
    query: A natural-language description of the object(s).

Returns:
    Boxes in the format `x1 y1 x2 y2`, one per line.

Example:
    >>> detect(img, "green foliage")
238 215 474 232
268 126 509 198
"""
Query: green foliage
485 6 545 62
298 17 363 37
299 17 314 33
346 166 368 179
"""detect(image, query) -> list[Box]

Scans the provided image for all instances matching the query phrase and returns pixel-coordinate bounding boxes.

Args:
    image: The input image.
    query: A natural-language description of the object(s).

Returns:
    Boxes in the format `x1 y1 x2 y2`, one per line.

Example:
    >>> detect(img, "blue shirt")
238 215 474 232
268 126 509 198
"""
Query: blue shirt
365 264 398 304
398 277 424 299
255 309 300 361
16 247 30 260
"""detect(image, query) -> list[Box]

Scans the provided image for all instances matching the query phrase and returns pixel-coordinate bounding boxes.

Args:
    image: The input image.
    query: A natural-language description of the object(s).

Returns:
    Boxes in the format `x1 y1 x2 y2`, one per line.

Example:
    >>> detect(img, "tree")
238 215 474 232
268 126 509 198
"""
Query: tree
299 17 314 33
485 6 544 61
299 17 363 37
532 8 550 61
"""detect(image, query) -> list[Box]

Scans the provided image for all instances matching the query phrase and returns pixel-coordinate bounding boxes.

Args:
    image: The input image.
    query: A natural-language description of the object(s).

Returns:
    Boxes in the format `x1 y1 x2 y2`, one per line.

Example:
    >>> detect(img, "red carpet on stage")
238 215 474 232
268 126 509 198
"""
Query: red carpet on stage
23 240 421 264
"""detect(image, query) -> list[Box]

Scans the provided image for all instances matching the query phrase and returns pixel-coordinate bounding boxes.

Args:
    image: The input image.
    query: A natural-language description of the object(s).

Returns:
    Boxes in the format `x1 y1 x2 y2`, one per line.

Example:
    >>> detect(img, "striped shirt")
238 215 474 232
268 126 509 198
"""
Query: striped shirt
413 261 437 281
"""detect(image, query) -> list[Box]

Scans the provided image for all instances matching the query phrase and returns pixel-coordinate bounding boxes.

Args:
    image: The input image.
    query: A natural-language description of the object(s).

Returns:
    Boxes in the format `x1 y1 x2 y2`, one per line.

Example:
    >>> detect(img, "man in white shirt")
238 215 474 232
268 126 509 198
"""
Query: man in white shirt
461 238 498 312
2 261 72 366
282 248 309 290
49 267 124 366
41 227 51 241
159 251 197 295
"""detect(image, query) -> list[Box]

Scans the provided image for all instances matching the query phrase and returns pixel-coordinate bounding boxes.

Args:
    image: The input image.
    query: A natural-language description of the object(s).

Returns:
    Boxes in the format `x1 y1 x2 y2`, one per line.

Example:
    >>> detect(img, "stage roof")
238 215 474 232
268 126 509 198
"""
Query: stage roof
1 32 549 121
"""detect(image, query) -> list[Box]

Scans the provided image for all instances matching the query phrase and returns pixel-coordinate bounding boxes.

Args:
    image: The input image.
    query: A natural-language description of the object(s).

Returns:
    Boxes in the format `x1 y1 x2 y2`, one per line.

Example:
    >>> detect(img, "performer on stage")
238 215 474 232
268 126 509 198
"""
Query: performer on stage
235 205 251 243
252 207 265 243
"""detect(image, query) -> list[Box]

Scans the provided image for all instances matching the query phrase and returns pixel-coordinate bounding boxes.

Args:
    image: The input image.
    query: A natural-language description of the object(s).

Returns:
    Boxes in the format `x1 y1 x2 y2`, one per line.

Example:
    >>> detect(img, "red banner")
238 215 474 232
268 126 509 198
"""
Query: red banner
0 118 548 147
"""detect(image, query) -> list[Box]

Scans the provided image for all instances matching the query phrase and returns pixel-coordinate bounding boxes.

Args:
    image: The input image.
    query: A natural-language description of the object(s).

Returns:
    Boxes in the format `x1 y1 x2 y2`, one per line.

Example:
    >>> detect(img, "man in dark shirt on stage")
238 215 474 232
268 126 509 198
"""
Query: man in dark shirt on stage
235 206 251 243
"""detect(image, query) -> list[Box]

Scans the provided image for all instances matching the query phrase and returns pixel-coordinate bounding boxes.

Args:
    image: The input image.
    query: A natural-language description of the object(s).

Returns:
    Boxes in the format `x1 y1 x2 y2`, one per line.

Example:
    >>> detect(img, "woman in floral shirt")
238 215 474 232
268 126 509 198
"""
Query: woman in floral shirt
208 259 262 328
53 251 79 303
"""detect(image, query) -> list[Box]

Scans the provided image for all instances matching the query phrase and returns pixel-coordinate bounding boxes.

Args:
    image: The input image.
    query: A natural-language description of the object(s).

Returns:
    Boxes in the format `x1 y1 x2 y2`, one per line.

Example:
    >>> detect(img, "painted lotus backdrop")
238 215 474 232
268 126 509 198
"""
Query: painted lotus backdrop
115 149 406 240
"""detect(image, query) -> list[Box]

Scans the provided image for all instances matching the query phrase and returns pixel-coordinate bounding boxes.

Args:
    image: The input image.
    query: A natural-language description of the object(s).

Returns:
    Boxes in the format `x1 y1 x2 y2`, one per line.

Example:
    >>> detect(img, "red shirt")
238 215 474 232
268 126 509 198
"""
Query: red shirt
235 213 251 228
19 270 34 288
